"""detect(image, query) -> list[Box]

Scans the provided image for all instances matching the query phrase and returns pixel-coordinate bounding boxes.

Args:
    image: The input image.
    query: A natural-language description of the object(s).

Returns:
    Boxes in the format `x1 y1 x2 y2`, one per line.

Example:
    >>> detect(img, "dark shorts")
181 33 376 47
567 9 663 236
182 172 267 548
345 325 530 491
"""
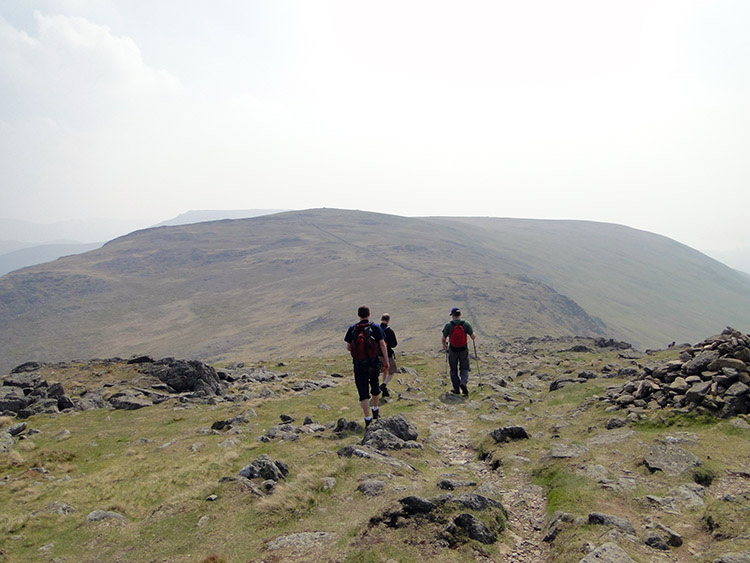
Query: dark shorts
353 360 381 402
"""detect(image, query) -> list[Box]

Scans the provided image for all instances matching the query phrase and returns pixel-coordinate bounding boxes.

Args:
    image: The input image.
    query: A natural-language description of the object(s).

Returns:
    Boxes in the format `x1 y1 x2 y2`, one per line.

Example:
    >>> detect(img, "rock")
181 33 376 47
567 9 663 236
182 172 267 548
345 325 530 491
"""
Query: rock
337 444 416 470
140 358 222 396
108 390 153 410
0 431 14 453
643 444 702 475
7 422 26 436
10 361 43 373
644 531 670 550
579 542 635 562
238 454 289 481
85 509 126 524
450 493 505 512
490 426 529 443
543 511 576 543
399 496 437 515
357 479 386 496
606 418 627 429
321 477 336 490
46 502 76 515
18 398 59 417
0 386 31 413
684 351 720 375
127 355 154 364
671 483 705 509
446 513 497 544
437 479 477 490
266 531 336 551
587 512 636 535
686 381 712 403
714 552 750 563
333 418 362 434
362 428 422 451
546 444 588 459
655 522 683 547
368 414 418 442
725 382 750 397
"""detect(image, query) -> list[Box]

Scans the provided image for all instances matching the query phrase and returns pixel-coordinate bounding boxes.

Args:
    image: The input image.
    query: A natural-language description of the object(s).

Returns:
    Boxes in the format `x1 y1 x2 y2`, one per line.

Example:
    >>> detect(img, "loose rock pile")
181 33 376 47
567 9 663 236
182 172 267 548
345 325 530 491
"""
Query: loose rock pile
604 328 750 417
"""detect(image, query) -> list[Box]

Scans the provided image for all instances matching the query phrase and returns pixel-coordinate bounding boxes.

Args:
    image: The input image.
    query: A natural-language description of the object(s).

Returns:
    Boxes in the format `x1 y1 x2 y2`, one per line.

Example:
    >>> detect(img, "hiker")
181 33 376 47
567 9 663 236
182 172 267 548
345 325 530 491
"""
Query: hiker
441 307 476 396
379 313 398 397
344 305 389 427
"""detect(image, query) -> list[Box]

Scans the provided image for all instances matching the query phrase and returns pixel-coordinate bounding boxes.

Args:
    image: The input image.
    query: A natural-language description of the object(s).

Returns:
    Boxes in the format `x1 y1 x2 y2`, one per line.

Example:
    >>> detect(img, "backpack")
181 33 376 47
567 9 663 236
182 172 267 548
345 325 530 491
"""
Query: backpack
449 320 468 349
351 322 379 362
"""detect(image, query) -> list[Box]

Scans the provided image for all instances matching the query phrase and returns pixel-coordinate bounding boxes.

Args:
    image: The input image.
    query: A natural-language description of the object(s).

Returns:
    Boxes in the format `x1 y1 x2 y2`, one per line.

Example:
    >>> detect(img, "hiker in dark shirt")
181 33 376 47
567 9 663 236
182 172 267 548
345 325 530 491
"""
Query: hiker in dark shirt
344 305 389 427
441 307 475 396
378 313 398 397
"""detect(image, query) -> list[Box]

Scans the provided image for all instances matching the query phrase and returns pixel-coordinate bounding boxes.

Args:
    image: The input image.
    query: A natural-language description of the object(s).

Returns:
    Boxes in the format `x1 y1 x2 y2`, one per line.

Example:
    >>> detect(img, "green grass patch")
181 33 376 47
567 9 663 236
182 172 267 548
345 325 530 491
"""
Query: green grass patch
532 464 598 515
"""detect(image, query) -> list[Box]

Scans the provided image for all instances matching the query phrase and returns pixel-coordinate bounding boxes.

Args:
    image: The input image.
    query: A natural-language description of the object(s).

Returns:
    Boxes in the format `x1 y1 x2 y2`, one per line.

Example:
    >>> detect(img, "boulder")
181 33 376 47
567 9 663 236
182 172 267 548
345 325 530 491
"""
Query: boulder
446 513 497 544
587 512 636 535
108 391 153 410
580 542 635 562
357 479 386 496
0 386 30 413
490 426 529 443
643 444 701 476
238 454 289 481
140 359 222 396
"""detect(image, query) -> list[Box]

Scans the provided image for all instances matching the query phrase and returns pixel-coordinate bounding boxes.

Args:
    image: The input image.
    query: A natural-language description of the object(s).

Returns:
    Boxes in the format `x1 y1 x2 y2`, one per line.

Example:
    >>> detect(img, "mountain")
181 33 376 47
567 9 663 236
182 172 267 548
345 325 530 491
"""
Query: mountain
0 241 102 276
0 208 749 373
154 209 288 227
0 217 152 244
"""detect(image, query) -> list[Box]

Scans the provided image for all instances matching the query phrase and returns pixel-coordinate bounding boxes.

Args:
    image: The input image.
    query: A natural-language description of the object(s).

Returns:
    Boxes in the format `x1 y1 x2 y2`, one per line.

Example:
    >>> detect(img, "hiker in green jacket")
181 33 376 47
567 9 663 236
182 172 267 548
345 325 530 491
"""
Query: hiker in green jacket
441 307 475 396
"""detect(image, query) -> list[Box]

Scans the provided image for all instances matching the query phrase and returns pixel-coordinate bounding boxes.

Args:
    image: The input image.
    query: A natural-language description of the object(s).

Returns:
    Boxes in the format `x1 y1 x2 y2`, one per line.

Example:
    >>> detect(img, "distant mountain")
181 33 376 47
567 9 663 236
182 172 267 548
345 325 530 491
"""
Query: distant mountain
0 208 748 373
0 242 103 276
155 209 287 227
0 217 152 244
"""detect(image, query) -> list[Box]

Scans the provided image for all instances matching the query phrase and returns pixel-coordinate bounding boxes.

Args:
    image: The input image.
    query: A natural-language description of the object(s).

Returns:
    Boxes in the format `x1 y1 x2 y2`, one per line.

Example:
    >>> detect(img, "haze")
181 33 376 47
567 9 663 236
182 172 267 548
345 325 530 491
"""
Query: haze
2 1 749 264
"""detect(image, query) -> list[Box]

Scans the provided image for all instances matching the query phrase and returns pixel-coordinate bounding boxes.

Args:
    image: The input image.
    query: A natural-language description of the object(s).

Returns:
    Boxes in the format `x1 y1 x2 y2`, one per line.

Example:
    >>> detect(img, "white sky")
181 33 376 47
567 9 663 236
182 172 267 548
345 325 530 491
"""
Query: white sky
1 0 749 253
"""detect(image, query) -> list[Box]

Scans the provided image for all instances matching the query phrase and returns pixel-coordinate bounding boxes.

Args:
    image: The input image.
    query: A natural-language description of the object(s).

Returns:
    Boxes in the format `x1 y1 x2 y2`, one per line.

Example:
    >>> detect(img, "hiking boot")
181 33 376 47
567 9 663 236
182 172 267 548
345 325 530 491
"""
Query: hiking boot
372 408 380 420
451 387 460 395
365 418 372 428
460 384 469 396
380 383 390 397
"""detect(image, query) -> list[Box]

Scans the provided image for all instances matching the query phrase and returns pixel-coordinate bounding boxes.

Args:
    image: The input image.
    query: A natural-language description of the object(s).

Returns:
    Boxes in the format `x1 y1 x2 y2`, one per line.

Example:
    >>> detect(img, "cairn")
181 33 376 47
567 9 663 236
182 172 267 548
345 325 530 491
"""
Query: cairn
604 327 750 417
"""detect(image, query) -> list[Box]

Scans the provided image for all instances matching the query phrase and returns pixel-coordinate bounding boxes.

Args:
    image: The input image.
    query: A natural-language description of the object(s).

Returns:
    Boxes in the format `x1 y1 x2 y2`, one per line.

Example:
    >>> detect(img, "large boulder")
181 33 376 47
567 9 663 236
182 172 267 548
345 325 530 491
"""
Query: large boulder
141 359 222 396
0 386 31 414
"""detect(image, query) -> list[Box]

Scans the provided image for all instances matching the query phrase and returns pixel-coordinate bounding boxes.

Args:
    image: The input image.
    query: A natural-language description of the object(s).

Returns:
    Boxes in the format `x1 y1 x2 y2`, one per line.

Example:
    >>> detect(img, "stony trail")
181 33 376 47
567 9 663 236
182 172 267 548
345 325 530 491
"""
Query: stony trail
427 396 550 562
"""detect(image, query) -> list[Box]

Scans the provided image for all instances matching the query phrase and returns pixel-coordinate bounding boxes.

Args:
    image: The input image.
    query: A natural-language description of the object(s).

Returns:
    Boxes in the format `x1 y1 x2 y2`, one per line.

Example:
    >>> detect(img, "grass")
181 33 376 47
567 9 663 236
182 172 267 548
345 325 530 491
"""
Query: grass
1 344 750 562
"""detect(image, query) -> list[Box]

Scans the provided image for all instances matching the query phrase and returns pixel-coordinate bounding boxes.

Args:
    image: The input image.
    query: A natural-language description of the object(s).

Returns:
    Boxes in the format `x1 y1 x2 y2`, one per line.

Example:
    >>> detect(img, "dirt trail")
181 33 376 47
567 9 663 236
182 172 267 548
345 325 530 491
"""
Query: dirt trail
427 400 550 562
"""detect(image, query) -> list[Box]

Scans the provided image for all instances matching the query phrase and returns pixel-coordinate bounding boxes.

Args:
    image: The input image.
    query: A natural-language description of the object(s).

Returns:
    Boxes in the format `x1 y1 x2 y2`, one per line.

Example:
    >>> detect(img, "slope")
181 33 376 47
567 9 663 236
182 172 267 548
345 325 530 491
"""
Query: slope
0 208 749 372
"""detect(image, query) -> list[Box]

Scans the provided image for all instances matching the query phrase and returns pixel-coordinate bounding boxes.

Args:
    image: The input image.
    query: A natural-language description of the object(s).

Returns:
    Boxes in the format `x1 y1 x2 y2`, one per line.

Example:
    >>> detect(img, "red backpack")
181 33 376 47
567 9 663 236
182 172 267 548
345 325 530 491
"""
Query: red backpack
351 322 379 361
449 321 468 348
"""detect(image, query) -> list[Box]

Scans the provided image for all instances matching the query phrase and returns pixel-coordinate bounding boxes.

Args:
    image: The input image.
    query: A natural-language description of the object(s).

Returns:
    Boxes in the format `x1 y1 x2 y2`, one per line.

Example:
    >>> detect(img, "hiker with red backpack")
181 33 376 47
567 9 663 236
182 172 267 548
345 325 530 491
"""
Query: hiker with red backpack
441 307 476 396
344 305 390 427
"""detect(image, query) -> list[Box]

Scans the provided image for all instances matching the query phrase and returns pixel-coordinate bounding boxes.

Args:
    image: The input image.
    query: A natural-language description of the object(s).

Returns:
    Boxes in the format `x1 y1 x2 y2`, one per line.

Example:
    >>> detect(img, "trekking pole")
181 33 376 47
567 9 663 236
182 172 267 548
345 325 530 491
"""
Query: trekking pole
473 339 481 386
444 347 449 387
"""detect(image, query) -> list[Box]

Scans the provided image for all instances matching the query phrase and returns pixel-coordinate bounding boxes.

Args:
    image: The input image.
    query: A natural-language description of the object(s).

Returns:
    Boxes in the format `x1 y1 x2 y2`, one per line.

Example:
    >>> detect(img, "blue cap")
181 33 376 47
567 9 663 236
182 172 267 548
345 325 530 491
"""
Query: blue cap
451 307 461 315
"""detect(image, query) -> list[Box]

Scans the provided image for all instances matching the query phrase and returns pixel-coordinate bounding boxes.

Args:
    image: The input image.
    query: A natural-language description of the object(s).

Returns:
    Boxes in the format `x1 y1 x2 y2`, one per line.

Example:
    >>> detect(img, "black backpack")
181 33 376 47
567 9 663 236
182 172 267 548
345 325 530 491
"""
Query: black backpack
351 322 379 362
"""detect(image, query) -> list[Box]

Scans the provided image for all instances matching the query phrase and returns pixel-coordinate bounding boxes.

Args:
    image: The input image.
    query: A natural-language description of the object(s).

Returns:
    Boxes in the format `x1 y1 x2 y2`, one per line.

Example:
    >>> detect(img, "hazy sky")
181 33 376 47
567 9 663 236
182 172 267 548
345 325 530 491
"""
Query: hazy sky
1 1 749 253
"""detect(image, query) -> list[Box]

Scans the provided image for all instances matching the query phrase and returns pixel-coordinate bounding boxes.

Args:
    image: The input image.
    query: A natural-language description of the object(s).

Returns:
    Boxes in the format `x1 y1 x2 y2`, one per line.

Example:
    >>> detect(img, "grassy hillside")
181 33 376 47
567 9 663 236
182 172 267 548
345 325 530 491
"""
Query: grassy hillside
0 209 749 372
1 343 748 562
